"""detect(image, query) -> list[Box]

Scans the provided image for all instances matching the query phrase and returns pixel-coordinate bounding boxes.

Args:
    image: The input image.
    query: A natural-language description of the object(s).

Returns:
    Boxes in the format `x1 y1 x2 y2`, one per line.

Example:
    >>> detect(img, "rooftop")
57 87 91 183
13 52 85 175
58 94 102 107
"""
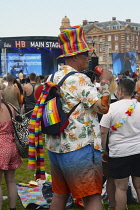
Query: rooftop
83 17 140 31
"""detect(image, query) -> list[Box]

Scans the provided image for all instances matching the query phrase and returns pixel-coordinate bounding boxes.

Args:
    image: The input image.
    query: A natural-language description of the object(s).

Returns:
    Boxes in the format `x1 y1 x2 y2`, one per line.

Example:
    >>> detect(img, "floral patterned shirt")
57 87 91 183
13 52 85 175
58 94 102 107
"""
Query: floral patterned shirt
45 65 101 153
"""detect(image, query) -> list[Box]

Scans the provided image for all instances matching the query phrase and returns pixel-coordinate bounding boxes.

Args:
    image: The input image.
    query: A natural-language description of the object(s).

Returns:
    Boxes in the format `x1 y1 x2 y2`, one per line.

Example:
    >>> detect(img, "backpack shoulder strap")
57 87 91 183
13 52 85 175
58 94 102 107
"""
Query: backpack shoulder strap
57 71 77 87
67 102 81 117
49 71 80 116
50 74 54 82
50 71 77 86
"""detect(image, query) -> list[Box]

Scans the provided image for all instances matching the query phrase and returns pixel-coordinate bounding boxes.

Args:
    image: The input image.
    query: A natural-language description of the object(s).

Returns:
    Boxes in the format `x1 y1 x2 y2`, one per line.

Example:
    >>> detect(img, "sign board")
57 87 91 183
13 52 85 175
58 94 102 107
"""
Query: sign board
0 40 59 48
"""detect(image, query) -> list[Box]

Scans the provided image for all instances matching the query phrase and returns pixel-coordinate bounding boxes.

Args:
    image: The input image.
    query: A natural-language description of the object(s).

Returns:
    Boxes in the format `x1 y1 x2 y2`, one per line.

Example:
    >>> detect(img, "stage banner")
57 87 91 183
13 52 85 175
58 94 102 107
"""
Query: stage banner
0 40 59 49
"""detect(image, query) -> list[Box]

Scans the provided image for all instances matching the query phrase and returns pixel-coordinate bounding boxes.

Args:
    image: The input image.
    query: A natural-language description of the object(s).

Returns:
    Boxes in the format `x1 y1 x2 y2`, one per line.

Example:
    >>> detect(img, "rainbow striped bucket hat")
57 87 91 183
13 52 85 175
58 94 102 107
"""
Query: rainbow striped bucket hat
58 25 93 58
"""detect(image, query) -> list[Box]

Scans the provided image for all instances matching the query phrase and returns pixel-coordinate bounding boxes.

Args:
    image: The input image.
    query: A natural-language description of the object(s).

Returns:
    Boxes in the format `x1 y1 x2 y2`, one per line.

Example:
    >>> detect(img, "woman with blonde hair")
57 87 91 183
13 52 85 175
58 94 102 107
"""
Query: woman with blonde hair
0 83 22 210
109 74 118 103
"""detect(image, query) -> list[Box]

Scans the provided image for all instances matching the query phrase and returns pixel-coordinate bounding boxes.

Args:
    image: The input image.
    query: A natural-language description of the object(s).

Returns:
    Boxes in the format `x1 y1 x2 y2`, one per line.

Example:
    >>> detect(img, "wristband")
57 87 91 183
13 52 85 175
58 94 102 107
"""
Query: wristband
100 148 107 154
100 80 110 83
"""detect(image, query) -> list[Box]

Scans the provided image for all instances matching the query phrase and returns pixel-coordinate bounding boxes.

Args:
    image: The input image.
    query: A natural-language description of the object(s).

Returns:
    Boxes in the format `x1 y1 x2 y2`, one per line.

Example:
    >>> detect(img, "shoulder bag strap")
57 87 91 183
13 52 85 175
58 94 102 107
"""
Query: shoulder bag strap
3 102 20 140
6 102 20 114
3 102 13 118
7 102 33 116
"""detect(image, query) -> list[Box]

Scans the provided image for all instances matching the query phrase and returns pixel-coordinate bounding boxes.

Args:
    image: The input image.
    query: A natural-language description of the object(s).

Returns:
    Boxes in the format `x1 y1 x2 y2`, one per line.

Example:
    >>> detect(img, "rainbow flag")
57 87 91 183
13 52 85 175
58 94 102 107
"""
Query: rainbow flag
43 97 60 127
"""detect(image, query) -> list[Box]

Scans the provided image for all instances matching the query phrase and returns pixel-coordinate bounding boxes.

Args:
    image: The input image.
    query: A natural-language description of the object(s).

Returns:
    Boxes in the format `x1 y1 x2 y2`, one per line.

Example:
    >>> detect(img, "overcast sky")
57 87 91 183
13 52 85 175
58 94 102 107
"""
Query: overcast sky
0 0 139 37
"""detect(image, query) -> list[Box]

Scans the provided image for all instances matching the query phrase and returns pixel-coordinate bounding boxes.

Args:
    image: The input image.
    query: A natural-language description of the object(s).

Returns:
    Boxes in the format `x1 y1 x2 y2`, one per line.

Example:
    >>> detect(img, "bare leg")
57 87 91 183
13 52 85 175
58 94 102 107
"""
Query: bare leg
82 193 103 210
4 169 17 209
106 178 116 208
132 176 140 202
114 177 129 210
50 192 69 210
0 170 3 210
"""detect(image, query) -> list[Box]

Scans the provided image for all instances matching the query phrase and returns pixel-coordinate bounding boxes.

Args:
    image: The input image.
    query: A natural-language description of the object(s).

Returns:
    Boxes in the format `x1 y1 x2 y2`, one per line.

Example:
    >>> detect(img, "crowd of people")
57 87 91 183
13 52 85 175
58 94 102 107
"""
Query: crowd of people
0 72 48 116
0 25 140 210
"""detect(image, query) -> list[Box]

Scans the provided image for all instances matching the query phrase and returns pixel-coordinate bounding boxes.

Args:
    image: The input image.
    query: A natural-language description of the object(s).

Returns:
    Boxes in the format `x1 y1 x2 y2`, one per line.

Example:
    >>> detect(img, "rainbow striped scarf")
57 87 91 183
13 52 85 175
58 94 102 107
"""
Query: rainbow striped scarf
28 82 55 180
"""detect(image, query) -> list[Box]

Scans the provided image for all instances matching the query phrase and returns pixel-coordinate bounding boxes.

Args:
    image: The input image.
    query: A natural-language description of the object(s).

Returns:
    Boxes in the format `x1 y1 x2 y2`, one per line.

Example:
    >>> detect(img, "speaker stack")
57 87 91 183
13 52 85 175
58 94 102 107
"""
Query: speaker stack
89 57 98 71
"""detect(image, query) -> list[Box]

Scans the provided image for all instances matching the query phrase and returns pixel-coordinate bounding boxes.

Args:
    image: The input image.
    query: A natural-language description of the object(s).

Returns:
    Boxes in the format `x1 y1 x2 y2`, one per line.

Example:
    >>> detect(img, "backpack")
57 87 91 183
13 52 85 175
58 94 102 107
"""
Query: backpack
35 71 80 135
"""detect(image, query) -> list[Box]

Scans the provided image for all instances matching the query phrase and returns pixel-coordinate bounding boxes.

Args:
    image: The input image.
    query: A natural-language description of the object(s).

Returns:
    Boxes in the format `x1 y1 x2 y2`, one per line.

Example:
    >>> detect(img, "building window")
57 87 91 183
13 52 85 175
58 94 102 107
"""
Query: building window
113 26 117 30
108 44 112 50
136 35 138 41
109 54 112 61
136 45 138 50
99 56 103 62
108 36 111 41
99 45 103 52
132 35 134 41
126 44 130 49
99 36 102 42
115 35 118 41
93 36 97 41
115 44 118 50
126 35 129 40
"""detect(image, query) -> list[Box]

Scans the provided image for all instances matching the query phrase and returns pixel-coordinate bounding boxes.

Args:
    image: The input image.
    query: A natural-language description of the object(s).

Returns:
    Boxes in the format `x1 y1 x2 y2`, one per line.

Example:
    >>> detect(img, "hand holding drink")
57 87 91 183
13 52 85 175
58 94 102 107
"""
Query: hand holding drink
94 66 116 94
94 66 112 81
99 68 112 82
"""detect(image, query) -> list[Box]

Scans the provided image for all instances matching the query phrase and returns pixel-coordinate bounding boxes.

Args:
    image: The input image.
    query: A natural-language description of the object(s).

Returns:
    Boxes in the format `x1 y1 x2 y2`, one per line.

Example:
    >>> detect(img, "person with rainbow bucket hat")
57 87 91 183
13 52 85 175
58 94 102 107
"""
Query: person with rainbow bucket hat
46 25 112 210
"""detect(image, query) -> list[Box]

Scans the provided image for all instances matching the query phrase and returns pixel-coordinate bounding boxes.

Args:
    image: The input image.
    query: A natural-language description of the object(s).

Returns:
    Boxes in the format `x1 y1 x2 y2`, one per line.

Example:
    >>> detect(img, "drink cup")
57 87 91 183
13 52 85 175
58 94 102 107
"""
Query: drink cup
94 66 103 76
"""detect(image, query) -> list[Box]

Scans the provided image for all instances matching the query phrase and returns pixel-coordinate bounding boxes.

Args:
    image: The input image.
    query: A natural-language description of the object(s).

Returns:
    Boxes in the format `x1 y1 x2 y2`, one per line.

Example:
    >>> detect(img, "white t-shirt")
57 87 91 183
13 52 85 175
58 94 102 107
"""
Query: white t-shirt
100 99 140 158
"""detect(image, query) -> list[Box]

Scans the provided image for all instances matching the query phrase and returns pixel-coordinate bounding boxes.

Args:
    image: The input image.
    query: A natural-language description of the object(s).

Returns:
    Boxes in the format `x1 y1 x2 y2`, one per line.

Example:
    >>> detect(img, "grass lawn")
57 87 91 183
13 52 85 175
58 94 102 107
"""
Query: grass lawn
1 147 140 210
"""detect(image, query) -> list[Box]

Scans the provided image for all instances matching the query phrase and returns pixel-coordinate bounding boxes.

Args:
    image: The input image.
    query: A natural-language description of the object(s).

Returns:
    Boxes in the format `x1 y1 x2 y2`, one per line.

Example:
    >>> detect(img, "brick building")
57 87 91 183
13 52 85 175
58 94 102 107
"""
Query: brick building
60 16 140 73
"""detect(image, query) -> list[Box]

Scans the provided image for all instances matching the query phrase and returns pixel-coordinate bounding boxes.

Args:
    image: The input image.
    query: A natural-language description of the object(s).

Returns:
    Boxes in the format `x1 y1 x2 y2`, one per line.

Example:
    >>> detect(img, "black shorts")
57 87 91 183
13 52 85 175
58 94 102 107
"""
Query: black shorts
102 161 111 178
108 154 140 179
